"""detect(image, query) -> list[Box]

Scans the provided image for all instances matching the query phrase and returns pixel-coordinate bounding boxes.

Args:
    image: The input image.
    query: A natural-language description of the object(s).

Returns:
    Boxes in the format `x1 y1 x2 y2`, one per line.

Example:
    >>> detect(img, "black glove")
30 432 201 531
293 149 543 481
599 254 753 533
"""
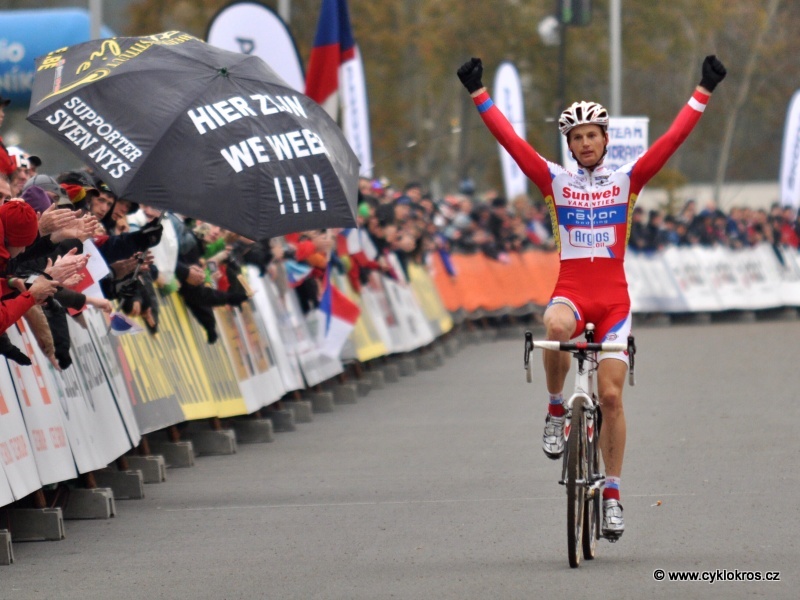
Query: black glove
0 334 31 366
227 291 249 307
133 219 164 249
699 55 726 92
457 57 484 93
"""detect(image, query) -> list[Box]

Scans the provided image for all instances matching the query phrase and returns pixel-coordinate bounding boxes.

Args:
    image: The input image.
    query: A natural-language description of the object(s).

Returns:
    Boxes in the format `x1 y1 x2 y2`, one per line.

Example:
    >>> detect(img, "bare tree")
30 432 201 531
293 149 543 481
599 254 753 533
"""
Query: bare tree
713 0 781 203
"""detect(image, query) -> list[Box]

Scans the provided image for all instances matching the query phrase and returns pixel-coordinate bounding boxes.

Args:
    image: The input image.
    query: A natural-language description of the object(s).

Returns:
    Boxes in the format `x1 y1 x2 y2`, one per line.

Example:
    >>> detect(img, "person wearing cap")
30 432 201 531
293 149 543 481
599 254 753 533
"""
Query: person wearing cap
21 185 52 215
86 183 116 224
27 154 41 175
56 170 99 211
393 195 413 224
23 173 70 206
0 201 60 333
93 178 139 235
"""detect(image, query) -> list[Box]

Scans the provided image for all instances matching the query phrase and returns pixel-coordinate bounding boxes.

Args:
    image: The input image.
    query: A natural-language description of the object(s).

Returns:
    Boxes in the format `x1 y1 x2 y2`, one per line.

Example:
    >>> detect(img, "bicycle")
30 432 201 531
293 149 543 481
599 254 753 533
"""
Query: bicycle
523 324 636 568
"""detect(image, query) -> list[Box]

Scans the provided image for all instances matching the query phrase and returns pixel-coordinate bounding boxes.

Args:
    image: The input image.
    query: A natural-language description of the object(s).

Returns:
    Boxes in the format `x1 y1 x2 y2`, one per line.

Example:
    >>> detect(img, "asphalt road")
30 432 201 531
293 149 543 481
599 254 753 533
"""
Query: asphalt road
3 318 798 600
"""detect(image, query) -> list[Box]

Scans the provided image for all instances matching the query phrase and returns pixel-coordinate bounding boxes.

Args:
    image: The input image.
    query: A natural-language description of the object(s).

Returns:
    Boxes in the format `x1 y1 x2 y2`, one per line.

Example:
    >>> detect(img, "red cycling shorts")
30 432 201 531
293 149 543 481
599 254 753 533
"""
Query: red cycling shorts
548 258 631 364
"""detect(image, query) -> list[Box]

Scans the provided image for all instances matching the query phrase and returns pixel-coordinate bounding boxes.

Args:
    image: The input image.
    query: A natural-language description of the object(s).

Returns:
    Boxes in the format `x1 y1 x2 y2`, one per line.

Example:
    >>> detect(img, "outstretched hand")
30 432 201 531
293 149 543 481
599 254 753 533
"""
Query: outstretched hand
457 57 484 94
700 55 726 92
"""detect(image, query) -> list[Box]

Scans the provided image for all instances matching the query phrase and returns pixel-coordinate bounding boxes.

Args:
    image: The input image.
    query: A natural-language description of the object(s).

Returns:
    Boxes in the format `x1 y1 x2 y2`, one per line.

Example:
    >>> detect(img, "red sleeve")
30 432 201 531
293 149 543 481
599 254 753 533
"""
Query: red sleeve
473 91 553 193
0 293 37 334
0 143 15 177
629 90 709 192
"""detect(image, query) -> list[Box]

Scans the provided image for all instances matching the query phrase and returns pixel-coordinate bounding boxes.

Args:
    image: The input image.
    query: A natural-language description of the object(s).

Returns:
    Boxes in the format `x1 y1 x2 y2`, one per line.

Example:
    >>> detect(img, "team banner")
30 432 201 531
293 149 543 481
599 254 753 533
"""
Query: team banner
625 252 687 313
360 273 408 353
302 308 348 384
167 294 247 419
83 310 141 446
337 272 387 362
268 265 342 386
206 1 305 93
649 246 721 313
112 313 185 435
0 359 41 503
251 269 306 392
214 298 285 414
382 276 435 352
780 89 800 209
66 316 134 469
407 263 454 336
561 117 649 174
38 331 110 473
155 295 219 421
5 323 77 486
493 61 528 200
775 247 800 305
0 463 12 508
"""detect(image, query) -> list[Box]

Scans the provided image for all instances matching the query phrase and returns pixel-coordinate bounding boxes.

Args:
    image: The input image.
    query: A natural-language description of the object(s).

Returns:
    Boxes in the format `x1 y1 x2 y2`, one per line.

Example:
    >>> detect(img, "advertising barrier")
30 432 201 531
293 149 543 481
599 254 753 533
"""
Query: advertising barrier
1 245 798 510
434 245 800 316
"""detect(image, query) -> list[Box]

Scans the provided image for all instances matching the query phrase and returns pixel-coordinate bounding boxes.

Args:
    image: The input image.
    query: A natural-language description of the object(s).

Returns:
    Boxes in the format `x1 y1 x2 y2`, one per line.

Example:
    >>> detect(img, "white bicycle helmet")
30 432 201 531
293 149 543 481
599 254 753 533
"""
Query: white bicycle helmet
558 101 609 136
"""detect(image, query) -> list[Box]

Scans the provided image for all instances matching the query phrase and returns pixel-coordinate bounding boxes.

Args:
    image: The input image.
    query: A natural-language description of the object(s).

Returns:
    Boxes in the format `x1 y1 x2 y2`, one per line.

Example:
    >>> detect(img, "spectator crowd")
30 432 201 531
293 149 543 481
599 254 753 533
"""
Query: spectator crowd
1 87 799 369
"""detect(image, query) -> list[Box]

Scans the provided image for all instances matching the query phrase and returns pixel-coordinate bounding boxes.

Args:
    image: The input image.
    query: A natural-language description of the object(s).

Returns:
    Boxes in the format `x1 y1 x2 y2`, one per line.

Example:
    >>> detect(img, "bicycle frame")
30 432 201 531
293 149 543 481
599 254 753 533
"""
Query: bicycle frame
560 352 601 493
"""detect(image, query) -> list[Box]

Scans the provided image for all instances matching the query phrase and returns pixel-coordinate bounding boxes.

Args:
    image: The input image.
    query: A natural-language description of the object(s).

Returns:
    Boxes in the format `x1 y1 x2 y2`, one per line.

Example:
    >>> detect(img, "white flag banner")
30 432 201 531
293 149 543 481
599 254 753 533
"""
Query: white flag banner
779 89 800 210
341 45 373 178
206 1 305 92
5 323 77 486
83 310 141 446
561 116 649 174
65 315 134 469
0 359 41 503
249 267 305 393
0 463 12 508
493 62 528 200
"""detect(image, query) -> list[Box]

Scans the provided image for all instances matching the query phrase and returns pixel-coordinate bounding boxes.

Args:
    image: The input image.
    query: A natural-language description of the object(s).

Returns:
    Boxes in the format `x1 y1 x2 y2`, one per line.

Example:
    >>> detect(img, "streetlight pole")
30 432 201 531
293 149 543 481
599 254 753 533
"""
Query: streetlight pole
556 21 567 158
609 0 622 116
89 0 102 39
278 0 291 23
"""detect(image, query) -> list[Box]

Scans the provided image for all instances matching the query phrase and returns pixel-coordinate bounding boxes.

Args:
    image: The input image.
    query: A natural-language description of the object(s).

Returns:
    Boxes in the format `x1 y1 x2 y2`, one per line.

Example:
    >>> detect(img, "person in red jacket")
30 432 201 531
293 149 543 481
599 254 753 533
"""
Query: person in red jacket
0 201 60 333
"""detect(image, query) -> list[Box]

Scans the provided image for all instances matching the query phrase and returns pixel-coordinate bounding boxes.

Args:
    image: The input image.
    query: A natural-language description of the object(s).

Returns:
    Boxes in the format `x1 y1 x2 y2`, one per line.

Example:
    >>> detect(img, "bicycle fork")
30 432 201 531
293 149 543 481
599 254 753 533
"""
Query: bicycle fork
559 374 604 494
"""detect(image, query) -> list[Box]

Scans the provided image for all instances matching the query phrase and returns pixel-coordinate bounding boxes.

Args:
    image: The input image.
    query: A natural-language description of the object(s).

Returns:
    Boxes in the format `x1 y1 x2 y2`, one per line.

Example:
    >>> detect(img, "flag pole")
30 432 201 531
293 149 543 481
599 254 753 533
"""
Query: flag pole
278 0 291 23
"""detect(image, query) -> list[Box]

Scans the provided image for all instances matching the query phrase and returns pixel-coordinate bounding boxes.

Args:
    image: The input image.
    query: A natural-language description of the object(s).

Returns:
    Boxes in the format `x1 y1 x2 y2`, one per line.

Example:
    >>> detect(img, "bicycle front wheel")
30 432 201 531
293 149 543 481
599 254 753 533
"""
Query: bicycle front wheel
566 403 585 568
582 411 600 560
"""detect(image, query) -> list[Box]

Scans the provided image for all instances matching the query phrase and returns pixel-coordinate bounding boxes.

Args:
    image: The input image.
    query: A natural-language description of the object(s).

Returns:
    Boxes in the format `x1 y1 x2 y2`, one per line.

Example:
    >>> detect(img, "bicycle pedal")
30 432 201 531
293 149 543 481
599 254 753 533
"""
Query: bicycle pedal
603 533 621 543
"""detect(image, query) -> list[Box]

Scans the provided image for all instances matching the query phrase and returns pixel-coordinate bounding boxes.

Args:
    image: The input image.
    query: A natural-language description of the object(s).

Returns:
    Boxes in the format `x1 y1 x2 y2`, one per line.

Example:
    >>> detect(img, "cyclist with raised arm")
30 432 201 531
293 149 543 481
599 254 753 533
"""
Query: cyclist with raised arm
457 55 726 540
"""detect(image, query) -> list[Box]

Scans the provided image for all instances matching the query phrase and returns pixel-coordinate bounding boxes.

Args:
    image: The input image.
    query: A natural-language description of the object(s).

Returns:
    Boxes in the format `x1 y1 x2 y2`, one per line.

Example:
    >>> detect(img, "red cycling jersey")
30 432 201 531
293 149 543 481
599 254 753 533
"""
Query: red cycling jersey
473 88 710 343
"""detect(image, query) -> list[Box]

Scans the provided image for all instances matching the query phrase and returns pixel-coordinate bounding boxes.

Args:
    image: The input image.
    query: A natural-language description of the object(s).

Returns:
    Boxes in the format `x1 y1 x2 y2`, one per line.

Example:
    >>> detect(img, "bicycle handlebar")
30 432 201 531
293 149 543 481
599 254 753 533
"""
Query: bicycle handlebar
530 341 628 353
523 330 637 386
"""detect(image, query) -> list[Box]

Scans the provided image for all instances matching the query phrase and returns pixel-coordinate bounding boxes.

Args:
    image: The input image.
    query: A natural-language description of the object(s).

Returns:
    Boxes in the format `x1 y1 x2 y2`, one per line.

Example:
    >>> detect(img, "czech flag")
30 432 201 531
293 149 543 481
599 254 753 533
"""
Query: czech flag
318 263 360 358
305 0 356 118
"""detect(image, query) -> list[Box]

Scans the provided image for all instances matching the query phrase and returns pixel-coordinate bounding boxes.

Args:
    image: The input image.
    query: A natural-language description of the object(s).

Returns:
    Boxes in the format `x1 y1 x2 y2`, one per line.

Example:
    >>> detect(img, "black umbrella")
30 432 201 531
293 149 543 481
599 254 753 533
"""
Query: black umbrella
27 31 359 240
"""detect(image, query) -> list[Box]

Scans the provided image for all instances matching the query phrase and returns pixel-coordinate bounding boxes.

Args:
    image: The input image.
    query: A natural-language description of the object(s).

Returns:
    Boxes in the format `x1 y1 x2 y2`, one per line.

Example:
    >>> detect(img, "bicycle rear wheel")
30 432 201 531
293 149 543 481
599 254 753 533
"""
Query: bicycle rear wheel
566 403 585 568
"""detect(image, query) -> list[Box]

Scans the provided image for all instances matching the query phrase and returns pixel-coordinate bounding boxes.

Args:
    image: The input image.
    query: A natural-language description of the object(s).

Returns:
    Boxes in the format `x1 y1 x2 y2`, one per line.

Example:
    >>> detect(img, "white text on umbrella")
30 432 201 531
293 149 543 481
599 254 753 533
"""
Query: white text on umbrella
274 175 327 215
221 129 328 173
